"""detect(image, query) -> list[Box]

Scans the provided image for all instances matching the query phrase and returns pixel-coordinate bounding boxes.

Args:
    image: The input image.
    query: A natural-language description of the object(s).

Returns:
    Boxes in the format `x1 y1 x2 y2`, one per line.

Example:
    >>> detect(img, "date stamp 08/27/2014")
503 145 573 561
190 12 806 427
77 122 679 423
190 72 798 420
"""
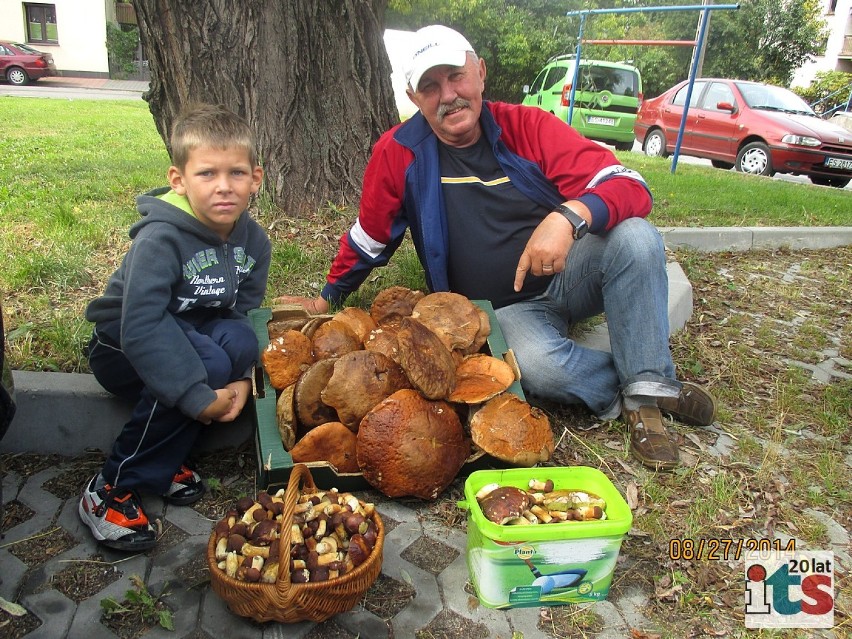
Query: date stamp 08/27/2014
667 537 796 562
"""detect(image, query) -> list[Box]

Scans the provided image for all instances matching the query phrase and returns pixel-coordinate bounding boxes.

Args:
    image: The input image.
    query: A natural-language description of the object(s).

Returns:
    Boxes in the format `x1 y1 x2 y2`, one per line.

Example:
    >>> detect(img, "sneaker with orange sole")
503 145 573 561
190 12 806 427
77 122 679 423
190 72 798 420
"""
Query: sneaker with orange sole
78 475 156 551
163 464 204 506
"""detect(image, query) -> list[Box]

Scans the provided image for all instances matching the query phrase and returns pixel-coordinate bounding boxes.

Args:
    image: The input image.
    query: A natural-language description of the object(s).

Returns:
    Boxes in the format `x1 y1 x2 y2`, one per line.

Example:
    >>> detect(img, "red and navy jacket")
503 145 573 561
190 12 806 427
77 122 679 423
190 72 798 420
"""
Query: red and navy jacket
321 101 653 305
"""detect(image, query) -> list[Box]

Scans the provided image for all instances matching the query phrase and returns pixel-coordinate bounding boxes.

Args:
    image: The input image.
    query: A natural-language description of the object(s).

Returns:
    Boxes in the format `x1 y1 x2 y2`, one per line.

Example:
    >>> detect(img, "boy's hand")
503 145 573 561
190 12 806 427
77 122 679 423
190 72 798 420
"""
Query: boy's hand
198 388 238 424
217 379 252 422
272 295 328 314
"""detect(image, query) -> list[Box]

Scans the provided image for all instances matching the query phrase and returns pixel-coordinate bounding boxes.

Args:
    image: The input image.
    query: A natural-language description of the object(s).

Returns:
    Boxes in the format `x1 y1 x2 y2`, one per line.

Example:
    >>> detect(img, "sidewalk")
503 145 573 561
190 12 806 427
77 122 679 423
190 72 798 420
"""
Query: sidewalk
2 228 850 637
38 76 149 93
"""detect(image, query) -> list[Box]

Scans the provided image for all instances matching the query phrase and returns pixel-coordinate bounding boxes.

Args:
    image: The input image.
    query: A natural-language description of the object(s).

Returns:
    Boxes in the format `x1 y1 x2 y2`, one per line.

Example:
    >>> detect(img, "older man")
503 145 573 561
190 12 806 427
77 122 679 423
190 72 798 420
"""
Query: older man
278 25 716 470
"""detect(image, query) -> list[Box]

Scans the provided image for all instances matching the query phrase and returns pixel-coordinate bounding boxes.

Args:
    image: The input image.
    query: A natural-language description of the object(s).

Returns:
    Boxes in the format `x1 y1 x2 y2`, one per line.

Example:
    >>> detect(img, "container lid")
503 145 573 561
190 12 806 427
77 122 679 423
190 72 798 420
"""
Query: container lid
459 466 633 542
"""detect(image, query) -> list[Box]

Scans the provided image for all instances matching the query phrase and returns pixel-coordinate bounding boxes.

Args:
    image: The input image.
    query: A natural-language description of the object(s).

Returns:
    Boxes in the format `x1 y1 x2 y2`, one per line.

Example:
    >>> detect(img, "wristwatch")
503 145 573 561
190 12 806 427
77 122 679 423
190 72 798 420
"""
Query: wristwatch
553 204 589 240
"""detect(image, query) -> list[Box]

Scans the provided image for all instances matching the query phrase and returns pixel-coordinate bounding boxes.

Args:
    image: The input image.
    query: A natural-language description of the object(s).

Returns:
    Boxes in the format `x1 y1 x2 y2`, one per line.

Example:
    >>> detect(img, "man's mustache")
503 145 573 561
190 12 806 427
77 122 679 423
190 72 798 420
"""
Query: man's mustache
437 98 470 121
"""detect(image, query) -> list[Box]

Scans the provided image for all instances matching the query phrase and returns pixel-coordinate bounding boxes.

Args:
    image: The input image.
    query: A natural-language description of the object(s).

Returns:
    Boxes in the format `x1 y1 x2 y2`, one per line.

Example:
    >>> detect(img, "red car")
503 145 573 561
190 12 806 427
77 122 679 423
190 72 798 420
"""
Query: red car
635 78 852 188
0 41 57 86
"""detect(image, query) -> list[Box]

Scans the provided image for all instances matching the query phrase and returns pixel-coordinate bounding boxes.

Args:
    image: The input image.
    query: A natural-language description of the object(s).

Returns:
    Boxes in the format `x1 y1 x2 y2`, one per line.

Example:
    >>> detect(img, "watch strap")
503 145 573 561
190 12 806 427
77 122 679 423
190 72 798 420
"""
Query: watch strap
553 204 589 240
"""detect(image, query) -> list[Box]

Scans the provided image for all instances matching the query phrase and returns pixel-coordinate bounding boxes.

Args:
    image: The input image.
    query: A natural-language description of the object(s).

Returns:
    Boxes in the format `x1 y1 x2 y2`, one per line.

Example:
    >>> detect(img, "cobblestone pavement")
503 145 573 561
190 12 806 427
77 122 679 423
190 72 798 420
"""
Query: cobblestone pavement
1 463 665 639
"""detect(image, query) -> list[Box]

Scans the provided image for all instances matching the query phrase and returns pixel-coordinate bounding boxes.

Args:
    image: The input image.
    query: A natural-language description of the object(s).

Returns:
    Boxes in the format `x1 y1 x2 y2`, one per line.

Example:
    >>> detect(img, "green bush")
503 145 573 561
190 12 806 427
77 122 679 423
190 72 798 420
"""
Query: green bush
793 70 852 113
106 23 139 76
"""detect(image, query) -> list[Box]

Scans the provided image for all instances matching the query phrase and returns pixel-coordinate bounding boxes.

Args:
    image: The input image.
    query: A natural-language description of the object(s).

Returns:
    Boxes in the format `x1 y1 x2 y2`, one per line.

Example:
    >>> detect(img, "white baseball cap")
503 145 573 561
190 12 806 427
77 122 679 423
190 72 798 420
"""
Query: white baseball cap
404 25 475 92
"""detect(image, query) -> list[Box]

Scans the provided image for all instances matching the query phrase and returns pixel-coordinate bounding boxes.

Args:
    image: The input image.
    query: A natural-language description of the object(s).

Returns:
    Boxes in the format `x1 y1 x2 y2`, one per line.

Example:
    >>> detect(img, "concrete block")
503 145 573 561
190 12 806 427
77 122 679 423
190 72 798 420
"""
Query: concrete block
574 261 693 353
2 370 253 456
660 227 755 252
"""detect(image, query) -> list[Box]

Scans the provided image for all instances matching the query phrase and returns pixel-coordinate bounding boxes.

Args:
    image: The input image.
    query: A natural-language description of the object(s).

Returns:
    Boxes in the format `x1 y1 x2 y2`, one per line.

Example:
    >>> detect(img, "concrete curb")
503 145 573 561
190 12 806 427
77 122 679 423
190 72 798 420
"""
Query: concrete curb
660 226 852 252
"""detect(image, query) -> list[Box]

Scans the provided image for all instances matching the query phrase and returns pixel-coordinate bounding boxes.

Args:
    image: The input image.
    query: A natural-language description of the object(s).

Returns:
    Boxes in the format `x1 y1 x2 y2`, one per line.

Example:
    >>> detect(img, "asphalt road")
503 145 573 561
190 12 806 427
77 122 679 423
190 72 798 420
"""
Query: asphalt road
3 80 849 190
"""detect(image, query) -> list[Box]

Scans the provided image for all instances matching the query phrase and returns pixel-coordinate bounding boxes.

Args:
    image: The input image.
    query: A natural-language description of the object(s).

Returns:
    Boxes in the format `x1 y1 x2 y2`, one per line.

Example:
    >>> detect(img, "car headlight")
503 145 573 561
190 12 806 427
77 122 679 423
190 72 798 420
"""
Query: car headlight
782 134 821 147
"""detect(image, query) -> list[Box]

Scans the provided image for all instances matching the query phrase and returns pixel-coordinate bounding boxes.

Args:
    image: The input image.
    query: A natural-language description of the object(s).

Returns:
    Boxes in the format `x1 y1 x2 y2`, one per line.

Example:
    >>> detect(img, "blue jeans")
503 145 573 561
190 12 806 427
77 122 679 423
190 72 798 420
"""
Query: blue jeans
88 316 257 494
495 218 680 419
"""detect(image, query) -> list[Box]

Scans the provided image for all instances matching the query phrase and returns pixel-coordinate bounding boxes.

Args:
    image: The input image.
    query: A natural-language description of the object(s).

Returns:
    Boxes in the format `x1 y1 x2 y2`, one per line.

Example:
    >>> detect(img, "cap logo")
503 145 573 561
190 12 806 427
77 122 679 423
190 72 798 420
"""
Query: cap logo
413 41 441 60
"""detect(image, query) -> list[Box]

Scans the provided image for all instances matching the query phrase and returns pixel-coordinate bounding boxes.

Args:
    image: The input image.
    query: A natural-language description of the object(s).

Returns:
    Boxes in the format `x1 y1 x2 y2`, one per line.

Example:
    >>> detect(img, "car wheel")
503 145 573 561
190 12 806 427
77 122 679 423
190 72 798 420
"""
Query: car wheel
643 129 668 158
809 175 850 188
6 66 30 86
614 140 634 151
710 160 734 170
735 142 773 176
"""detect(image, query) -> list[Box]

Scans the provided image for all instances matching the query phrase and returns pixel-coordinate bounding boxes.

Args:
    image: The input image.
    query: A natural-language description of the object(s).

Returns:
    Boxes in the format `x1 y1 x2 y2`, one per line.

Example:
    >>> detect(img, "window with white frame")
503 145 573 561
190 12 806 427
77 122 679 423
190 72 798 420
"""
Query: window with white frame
24 3 58 44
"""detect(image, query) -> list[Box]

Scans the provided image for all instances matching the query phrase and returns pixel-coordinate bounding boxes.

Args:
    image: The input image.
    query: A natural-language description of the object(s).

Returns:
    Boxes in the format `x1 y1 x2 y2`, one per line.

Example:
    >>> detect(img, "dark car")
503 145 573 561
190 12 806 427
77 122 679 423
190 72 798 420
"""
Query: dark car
0 41 57 86
635 78 852 188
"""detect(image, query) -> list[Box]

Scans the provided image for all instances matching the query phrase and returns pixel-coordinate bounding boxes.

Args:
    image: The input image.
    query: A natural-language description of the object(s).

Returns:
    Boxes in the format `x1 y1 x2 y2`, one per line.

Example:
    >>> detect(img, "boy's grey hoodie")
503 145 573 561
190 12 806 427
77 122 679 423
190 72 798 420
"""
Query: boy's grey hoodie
86 187 271 420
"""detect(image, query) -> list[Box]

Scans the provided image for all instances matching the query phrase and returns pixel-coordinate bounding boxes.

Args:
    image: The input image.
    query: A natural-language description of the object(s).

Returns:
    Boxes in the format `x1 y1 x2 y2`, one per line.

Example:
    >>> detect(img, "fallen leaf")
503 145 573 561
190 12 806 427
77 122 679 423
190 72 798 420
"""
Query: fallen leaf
0 596 26 617
631 629 662 639
626 481 640 510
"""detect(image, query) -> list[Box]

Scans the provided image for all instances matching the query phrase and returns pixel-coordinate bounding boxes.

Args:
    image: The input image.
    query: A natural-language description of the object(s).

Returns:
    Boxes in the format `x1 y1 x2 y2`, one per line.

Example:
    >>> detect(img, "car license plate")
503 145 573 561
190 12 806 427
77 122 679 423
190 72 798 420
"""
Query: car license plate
824 157 852 170
587 116 616 126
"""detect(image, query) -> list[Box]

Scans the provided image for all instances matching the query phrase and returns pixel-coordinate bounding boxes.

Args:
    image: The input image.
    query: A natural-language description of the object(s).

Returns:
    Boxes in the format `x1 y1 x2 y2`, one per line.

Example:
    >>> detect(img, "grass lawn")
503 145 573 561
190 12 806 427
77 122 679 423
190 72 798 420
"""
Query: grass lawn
1 97 849 638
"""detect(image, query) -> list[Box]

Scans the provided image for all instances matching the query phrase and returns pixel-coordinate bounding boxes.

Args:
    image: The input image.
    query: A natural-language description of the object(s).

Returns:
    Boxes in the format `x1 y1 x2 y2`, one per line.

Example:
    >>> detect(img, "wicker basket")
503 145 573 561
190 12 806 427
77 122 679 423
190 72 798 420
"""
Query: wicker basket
206 463 384 623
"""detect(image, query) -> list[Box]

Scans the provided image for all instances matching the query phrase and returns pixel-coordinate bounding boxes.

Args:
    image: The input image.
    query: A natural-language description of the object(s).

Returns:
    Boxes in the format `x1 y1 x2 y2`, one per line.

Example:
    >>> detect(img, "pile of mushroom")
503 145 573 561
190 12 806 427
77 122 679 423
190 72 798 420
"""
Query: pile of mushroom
212 486 379 584
260 287 555 500
475 479 608 525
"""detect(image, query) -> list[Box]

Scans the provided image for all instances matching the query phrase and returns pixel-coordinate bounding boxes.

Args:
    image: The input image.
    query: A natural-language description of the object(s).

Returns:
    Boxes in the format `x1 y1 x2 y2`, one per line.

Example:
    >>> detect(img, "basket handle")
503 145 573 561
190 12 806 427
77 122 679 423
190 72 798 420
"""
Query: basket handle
275 463 316 596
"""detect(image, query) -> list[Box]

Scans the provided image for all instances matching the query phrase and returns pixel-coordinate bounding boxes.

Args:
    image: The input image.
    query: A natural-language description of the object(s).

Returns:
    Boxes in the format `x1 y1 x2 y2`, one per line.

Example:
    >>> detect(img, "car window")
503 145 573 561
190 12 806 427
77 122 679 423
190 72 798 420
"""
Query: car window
16 43 41 54
576 66 638 96
700 82 735 111
736 81 815 115
543 64 569 92
671 81 705 107
0 45 11 56
528 68 548 95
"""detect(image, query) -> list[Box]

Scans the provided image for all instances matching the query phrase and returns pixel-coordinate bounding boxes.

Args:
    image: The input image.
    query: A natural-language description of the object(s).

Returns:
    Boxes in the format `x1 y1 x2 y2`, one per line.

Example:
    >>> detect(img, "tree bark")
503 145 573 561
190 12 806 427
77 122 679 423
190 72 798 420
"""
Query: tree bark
132 0 397 216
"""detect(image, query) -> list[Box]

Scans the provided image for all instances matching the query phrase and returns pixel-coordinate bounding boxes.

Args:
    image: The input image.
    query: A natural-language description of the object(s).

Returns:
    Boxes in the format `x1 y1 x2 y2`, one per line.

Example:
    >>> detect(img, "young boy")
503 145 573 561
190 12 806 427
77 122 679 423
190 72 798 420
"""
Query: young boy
79 104 271 551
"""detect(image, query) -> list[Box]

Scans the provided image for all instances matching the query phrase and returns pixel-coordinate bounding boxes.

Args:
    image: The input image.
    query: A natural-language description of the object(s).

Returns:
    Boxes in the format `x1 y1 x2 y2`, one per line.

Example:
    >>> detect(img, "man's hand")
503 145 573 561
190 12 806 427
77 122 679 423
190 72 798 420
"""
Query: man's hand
513 212 574 292
272 295 329 315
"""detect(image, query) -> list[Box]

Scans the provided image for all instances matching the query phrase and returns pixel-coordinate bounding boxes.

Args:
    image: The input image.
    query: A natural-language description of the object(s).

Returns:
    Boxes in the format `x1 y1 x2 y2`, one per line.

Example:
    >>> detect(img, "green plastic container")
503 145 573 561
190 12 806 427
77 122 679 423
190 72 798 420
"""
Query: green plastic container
458 467 632 609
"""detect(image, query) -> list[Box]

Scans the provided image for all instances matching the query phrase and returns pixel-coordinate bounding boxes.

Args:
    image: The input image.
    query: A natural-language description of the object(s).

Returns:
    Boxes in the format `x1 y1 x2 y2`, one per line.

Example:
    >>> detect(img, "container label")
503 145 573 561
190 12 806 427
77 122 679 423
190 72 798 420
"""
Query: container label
468 534 624 608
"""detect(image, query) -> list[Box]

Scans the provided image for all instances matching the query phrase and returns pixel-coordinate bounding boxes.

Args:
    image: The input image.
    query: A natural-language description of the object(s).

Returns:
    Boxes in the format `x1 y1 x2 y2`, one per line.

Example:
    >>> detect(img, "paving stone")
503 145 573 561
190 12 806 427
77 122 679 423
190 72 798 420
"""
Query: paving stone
19 588 76 639
440 553 513 638
389 562 443 637
163 502 215 536
612 585 656 634
0 549 29 600
336 606 392 638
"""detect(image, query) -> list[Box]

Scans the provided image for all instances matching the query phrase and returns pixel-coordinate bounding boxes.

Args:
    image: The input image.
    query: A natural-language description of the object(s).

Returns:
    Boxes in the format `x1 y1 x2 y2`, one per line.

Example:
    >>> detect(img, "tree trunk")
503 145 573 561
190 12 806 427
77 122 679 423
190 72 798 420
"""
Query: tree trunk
132 0 397 216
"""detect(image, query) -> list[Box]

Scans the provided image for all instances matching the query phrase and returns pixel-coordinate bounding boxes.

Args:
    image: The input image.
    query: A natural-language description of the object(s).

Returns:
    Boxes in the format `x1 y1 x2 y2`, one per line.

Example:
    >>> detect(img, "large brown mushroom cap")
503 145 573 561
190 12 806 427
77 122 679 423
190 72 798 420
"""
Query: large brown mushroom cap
294 359 339 430
412 292 482 352
357 389 470 499
363 324 401 363
289 421 359 474
469 393 555 466
321 350 411 431
448 354 516 404
370 286 425 325
310 319 361 360
396 317 456 400
333 307 376 344
261 330 314 390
